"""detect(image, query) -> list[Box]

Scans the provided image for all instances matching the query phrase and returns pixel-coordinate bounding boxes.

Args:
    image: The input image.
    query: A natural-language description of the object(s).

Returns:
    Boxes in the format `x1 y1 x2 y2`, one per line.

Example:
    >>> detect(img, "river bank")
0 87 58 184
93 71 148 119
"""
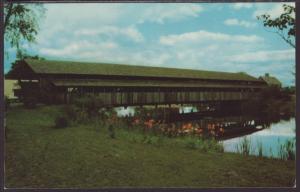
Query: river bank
5 105 295 188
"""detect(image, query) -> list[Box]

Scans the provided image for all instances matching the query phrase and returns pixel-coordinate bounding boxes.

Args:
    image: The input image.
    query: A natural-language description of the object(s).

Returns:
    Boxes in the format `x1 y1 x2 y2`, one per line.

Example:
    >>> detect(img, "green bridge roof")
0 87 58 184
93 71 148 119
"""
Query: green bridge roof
20 59 261 82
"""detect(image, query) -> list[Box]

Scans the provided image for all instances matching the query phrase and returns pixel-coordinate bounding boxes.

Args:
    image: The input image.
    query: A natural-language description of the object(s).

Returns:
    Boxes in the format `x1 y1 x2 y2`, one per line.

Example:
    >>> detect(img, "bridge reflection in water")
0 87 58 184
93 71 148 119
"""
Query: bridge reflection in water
116 106 295 158
115 106 282 140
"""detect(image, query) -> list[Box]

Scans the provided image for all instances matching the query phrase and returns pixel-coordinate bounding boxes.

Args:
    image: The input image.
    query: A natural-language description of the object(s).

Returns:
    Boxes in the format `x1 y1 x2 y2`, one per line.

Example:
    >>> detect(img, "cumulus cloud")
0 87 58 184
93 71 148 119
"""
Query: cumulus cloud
232 3 253 10
40 41 118 57
228 49 295 63
253 2 295 19
138 4 203 24
224 18 256 28
75 26 144 43
159 30 263 45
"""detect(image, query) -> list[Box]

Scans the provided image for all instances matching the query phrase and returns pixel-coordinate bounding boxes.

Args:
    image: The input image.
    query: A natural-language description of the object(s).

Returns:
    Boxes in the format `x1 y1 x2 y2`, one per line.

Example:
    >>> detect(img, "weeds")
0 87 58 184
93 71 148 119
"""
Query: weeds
237 137 251 156
183 137 224 153
278 139 295 160
257 141 263 158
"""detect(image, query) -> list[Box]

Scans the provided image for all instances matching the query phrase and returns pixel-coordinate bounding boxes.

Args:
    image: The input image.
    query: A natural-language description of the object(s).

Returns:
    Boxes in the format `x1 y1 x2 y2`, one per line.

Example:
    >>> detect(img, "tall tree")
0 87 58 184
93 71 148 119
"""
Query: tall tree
4 3 46 55
257 4 295 48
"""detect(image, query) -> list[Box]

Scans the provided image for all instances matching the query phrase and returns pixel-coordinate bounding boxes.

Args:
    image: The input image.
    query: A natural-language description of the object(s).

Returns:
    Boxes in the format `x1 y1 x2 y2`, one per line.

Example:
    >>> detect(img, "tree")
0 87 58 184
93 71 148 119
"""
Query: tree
4 3 46 54
257 4 295 48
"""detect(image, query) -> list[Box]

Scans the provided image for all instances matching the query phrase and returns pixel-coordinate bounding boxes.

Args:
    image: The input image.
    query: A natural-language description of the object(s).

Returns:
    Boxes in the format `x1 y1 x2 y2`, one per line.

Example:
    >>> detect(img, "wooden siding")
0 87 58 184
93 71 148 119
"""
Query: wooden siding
68 90 259 106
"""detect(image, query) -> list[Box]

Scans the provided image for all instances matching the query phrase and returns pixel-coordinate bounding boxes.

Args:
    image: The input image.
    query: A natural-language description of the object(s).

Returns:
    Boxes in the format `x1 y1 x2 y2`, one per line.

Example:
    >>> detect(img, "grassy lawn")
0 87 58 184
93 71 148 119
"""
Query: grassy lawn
5 105 295 188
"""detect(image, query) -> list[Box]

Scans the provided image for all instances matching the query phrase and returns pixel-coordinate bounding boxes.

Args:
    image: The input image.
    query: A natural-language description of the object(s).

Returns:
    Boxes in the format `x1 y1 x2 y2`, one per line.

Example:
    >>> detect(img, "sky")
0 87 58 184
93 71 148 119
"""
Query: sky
4 2 295 86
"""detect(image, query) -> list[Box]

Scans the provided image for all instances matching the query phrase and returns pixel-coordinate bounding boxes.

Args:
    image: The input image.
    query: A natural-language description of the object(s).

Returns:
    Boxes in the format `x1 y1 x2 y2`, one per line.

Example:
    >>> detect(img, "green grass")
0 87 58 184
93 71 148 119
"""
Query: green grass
5 105 295 188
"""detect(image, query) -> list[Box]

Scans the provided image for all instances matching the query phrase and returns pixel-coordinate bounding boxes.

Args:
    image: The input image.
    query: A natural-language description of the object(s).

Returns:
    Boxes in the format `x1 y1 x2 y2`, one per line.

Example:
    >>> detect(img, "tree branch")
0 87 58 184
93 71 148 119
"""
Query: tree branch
4 3 13 32
276 31 296 48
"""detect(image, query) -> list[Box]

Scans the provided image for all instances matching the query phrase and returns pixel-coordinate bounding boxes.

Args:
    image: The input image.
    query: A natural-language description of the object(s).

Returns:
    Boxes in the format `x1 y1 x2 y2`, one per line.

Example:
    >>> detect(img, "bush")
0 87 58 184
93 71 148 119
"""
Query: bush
55 116 69 128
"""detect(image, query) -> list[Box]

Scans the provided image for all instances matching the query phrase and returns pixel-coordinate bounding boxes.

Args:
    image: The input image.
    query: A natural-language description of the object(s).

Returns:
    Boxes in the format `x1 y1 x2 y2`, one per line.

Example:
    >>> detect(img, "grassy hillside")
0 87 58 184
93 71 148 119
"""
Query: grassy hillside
5 105 295 188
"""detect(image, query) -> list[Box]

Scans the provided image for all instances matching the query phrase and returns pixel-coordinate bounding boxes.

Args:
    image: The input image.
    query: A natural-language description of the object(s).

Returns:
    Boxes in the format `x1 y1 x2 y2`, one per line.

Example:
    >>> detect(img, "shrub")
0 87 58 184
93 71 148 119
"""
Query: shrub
55 116 68 128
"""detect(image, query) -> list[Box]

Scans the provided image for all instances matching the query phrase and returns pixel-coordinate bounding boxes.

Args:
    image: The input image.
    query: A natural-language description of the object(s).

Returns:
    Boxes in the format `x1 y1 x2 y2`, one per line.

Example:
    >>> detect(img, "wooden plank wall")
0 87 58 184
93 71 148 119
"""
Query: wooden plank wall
74 90 258 106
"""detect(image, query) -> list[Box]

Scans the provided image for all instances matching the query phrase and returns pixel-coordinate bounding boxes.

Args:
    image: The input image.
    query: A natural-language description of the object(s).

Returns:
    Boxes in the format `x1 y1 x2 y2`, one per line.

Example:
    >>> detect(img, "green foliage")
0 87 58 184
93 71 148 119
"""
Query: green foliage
258 86 295 117
183 137 224 153
4 3 46 52
257 4 295 48
278 139 295 161
54 116 68 128
237 137 251 156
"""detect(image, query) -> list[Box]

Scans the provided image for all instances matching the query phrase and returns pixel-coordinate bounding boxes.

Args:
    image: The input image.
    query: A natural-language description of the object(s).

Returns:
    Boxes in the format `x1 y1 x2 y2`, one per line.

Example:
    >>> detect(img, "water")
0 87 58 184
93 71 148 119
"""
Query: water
115 106 198 117
222 118 295 158
114 106 295 158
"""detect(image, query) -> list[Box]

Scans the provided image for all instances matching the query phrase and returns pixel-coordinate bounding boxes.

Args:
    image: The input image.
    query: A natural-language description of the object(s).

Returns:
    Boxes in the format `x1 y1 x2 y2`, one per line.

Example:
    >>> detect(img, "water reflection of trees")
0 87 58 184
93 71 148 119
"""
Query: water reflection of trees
123 106 292 140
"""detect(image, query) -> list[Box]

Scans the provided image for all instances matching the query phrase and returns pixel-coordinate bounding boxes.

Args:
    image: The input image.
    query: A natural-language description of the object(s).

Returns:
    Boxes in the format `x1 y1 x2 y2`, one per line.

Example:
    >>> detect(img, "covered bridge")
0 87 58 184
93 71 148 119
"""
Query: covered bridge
6 59 267 106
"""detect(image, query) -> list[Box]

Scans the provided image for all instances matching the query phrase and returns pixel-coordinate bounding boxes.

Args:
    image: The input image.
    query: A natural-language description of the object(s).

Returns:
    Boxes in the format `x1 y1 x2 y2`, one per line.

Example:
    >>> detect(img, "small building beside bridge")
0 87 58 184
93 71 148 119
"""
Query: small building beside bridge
259 73 282 88
5 59 268 107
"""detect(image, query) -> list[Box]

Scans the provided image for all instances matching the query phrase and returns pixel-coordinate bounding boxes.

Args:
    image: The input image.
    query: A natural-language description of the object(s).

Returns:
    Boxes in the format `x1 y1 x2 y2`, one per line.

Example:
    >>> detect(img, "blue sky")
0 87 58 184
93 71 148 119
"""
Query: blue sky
4 2 295 86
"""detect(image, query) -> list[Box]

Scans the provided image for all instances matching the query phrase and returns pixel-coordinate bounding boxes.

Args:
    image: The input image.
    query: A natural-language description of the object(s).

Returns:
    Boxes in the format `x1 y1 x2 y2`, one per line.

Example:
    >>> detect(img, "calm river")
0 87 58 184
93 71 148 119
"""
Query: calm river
222 118 295 158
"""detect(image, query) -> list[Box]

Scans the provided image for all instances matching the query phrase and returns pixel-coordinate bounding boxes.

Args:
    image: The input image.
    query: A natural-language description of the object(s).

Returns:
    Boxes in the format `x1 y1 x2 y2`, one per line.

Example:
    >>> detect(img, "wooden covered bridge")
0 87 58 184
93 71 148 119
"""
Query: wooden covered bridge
6 59 268 107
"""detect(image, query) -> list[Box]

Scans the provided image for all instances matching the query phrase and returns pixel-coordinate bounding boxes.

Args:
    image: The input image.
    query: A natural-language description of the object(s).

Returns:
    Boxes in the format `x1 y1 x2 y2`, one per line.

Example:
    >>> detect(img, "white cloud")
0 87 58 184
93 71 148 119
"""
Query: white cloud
224 18 256 28
228 49 295 63
159 30 263 45
75 26 144 43
40 41 118 57
253 3 295 19
9 3 294 86
232 3 253 10
138 4 203 24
